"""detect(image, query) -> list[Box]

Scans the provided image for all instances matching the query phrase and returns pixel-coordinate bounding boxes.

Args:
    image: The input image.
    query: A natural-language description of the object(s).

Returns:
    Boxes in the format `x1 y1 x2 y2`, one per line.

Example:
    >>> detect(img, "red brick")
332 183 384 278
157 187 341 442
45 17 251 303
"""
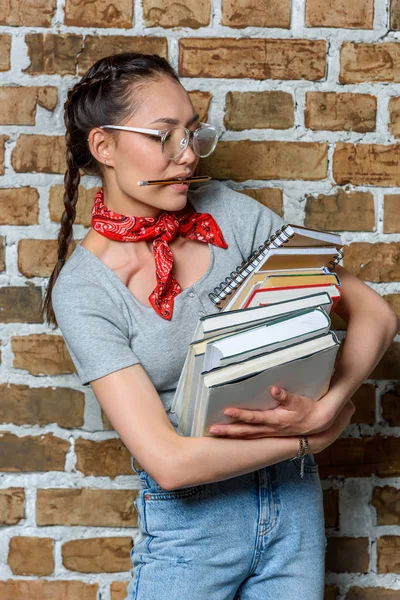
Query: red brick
0 134 9 175
391 0 400 30
325 585 339 600
65 0 133 28
305 190 375 231
381 385 400 427
12 135 66 174
49 185 96 227
305 92 376 132
0 236 5 272
0 488 25 525
0 432 68 472
318 436 400 478
371 486 400 526
0 384 84 428
77 36 168 76
143 0 210 27
12 334 75 376
240 188 283 216
111 581 129 600
188 91 211 122
179 38 326 80
221 0 290 28
0 187 39 225
384 195 400 233
75 438 133 478
62 537 132 573
0 87 58 125
343 243 400 283
0 0 56 26
340 42 400 84
377 536 400 574
388 97 400 137
323 489 339 528
346 587 400 599
0 286 43 323
351 384 375 425
8 536 54 575
18 239 78 278
197 141 328 181
371 343 400 379
225 91 294 130
334 143 400 186
37 489 138 527
0 35 11 71
0 580 98 599
305 0 373 29
24 34 83 76
326 537 369 573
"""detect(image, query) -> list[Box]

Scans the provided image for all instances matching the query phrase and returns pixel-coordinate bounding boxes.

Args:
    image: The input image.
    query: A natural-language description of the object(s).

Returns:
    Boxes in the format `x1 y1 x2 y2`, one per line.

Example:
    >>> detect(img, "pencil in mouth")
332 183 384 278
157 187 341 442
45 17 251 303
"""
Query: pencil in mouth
137 176 211 186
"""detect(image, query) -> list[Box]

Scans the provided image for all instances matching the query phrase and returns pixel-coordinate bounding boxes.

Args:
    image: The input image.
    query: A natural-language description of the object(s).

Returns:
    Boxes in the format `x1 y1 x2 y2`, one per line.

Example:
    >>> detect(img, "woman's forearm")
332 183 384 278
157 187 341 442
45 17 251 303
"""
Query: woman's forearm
323 304 398 423
163 433 299 489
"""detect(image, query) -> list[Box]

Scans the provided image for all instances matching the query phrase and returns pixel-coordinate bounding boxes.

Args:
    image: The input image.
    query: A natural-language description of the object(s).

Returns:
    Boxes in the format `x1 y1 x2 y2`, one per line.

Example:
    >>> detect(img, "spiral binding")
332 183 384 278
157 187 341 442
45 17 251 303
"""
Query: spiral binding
208 229 343 305
327 248 343 271
208 226 290 304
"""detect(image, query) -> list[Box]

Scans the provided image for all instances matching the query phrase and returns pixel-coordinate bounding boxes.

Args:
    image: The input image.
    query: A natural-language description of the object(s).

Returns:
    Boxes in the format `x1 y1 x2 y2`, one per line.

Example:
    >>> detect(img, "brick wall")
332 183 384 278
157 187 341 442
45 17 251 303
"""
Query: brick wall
0 0 399 598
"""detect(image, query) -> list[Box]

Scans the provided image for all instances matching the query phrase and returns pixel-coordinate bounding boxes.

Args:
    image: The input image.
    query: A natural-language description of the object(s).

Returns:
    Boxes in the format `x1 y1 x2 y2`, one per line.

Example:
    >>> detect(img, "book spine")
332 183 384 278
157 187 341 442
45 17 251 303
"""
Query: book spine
208 226 291 305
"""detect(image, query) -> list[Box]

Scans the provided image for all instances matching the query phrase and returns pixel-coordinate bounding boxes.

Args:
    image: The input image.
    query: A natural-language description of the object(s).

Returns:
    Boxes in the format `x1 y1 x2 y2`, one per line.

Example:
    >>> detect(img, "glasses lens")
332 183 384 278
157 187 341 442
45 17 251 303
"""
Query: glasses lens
194 125 218 157
162 128 188 159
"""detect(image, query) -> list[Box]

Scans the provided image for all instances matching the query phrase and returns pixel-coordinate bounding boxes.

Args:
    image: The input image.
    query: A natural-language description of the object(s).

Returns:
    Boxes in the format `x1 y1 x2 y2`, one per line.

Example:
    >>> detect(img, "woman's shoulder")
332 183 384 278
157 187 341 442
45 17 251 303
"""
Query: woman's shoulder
52 244 119 316
189 180 279 218
189 180 285 233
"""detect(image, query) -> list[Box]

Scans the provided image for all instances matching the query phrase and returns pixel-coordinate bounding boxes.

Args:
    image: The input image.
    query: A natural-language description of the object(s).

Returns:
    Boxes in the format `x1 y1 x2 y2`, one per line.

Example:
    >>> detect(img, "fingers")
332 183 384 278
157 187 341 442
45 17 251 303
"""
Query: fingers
223 408 267 424
223 407 285 429
209 424 278 438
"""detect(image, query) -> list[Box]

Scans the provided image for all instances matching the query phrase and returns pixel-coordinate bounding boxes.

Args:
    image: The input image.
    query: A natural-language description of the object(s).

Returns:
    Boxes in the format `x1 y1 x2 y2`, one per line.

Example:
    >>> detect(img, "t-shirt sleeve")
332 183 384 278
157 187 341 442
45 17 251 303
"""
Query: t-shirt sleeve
52 275 140 386
218 182 287 262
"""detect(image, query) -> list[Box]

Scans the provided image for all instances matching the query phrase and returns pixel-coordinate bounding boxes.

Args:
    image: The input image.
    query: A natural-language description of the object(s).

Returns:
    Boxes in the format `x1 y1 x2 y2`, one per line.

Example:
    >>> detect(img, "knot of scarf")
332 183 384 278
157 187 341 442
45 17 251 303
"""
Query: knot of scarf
91 187 228 319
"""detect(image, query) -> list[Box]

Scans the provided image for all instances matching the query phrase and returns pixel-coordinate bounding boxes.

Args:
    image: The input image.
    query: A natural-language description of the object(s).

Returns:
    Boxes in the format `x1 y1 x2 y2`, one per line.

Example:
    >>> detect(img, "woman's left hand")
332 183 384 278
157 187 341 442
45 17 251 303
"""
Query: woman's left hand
208 386 333 438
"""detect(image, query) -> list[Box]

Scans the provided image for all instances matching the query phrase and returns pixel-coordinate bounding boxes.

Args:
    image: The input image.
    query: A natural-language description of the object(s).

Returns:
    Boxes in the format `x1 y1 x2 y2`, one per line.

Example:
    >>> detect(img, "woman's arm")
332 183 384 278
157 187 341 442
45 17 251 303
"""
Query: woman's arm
91 362 354 490
206 265 399 438
317 264 399 426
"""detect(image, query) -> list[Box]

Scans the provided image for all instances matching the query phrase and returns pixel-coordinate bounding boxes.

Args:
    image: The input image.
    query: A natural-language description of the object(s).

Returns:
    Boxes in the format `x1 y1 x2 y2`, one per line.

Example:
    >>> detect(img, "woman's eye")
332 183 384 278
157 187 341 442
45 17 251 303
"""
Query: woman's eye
148 135 160 141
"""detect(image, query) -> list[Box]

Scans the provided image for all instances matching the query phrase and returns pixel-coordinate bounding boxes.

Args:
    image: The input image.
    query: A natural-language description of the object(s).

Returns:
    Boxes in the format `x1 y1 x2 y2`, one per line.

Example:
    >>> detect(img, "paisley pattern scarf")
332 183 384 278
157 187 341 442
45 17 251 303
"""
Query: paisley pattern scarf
91 187 228 320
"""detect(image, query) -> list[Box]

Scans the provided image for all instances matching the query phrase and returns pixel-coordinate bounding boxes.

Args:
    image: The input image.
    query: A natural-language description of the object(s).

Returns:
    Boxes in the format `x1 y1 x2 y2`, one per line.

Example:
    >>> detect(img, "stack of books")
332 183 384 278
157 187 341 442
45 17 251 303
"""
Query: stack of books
172 223 344 437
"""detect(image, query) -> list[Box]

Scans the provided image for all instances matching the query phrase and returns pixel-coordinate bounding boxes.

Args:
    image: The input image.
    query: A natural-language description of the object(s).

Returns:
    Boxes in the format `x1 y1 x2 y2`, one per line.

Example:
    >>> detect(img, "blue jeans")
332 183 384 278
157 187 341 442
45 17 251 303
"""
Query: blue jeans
126 455 326 600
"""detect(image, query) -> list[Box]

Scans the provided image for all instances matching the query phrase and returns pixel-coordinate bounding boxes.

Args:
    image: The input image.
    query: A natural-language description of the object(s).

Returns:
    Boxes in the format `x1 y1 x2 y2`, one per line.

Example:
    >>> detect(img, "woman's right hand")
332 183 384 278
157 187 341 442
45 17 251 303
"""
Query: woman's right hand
307 400 355 454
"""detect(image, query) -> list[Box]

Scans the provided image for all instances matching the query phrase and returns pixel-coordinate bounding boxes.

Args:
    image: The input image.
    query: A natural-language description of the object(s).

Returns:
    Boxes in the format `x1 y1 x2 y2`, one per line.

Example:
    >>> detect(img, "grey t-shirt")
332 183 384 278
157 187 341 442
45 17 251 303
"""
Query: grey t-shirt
52 180 286 428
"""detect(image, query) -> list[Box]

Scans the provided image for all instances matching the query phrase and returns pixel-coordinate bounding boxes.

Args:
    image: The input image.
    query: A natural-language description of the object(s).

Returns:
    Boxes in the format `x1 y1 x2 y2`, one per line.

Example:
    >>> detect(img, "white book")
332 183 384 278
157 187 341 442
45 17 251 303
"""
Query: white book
191 332 339 437
171 292 333 423
191 291 332 341
203 307 330 371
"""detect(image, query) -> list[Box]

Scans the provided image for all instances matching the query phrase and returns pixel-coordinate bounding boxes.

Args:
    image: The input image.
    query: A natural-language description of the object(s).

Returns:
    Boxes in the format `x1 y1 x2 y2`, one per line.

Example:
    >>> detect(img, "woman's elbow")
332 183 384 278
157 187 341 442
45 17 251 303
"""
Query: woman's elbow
145 440 190 491
383 303 399 343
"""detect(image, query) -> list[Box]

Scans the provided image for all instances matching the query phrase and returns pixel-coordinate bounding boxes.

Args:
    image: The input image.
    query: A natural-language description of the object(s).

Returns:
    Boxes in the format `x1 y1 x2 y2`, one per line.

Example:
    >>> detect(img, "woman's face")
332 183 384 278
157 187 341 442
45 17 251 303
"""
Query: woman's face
100 77 202 216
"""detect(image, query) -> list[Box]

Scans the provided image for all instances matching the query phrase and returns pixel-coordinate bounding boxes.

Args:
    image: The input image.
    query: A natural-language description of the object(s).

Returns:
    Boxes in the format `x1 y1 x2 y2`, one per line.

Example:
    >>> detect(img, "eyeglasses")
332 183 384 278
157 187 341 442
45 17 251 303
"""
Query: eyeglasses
99 122 219 160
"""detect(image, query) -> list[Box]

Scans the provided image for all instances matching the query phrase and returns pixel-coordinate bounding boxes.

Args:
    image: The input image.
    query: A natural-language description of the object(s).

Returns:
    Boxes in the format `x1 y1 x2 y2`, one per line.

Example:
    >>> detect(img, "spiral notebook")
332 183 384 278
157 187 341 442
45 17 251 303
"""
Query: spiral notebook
208 224 343 306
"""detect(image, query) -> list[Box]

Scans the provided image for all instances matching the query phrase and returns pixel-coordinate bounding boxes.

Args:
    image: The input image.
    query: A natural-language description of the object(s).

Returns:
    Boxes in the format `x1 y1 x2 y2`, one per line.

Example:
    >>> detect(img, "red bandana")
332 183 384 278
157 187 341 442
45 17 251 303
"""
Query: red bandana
91 188 228 320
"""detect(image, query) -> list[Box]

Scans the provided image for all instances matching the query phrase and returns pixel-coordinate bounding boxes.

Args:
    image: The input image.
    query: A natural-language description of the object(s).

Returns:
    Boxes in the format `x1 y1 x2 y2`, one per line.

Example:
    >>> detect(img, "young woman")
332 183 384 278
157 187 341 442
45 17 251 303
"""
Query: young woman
43 52 398 600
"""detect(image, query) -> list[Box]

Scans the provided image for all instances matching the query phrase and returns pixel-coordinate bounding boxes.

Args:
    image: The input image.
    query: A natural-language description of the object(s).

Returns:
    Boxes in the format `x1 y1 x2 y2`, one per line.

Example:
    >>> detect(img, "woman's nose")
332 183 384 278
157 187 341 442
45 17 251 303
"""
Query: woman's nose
174 141 198 165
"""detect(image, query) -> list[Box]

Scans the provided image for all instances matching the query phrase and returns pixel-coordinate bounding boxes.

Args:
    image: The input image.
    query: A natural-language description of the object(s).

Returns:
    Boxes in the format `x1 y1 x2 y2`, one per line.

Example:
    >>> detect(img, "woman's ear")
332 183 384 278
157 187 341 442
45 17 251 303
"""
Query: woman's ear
88 128 115 168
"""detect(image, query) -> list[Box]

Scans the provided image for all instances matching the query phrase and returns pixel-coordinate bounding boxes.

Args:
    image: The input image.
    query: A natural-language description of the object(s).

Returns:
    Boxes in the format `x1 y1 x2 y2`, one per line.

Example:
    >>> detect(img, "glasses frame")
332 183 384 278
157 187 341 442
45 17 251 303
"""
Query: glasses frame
99 122 219 159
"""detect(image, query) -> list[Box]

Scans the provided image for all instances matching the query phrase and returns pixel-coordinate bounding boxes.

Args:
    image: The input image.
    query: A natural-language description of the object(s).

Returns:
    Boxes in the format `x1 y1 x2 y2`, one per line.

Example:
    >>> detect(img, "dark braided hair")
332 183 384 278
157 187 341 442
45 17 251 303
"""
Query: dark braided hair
42 52 180 326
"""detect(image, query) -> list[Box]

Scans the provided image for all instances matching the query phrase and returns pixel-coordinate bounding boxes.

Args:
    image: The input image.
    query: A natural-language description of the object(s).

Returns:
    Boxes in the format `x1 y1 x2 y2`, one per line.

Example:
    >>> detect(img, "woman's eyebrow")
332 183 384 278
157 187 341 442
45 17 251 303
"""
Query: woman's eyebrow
149 114 200 126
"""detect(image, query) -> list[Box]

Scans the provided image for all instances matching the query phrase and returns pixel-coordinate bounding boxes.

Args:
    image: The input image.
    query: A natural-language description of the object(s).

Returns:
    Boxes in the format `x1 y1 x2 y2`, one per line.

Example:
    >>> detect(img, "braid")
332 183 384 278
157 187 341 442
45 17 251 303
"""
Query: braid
42 52 180 327
42 95 81 327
